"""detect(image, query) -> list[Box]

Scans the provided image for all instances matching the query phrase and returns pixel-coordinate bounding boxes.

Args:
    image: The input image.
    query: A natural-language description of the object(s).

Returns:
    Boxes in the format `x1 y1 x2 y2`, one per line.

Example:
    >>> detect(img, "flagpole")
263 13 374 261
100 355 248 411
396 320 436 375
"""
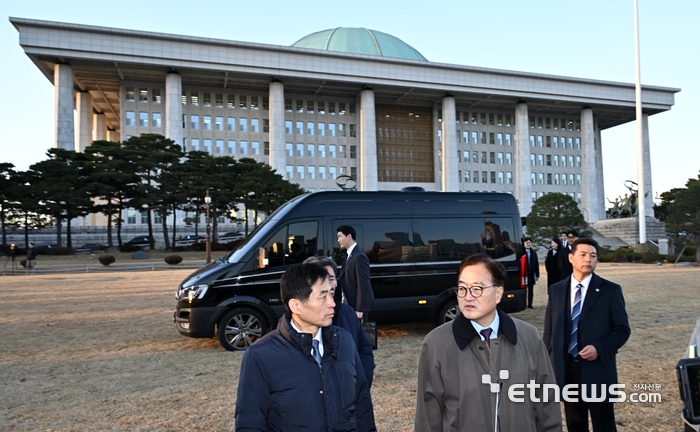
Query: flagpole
634 0 646 243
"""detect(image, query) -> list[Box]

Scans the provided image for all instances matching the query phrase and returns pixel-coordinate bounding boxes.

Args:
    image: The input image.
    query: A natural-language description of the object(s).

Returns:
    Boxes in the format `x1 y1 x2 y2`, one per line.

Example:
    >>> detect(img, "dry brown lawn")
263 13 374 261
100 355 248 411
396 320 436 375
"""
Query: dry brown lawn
1 262 698 431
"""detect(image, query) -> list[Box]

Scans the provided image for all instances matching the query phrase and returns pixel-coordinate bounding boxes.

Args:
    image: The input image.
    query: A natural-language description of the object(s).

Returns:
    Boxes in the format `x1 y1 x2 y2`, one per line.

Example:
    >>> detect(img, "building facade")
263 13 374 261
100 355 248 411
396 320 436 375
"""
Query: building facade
11 18 679 229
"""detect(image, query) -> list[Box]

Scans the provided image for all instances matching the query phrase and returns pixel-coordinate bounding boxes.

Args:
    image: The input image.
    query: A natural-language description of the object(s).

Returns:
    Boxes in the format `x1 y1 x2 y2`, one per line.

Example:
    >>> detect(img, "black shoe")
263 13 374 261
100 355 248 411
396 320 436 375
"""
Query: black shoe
527 305 534 309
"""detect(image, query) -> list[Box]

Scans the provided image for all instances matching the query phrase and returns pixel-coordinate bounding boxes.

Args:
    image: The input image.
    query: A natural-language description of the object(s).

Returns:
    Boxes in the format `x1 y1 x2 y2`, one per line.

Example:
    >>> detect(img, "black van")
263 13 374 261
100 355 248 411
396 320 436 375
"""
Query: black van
174 190 526 351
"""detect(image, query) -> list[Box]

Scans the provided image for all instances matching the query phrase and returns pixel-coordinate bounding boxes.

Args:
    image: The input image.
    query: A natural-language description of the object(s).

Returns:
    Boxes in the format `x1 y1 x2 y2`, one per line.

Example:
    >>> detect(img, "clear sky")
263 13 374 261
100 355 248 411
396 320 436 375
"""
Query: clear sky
1 0 697 204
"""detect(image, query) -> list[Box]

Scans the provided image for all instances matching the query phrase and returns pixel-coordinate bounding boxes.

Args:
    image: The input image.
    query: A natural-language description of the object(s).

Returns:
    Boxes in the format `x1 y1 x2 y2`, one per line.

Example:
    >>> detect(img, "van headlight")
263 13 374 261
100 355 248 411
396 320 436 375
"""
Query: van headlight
177 284 209 303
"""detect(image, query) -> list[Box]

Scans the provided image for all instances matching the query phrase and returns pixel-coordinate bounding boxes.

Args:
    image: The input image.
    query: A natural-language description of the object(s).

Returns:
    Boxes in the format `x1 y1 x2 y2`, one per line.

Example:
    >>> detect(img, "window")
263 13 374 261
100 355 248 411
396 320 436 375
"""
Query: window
576 120 581 131
286 143 293 156
297 165 305 179
318 101 325 114
505 115 512 127
139 111 148 127
228 140 236 154
546 136 551 148
538 173 544 185
561 136 567 149
239 118 248 132
554 155 559 166
263 97 269 110
569 174 575 185
296 99 304 113
546 155 552 166
216 140 224 154
203 93 211 107
497 114 503 126
228 94 236 108
481 152 487 164
329 145 337 158
263 119 269 133
191 138 200 151
125 87 135 102
537 136 543 147
191 92 199 106
251 141 260 155
547 173 552 185
530 117 535 128
296 121 304 135
350 145 357 159
251 96 259 110
545 118 551 129
239 95 247 109
203 116 212 130
319 166 327 180
182 91 187 105
498 172 504 184
472 151 478 163
307 144 315 157
141 211 149 224
569 156 574 167
568 137 574 148
562 156 567 167
530 136 535 147
489 152 496 164
553 136 559 148
563 174 568 185
204 139 212 154
296 143 304 157
537 117 543 129
125 111 135 126
505 134 512 146
480 113 486 124
575 138 581 149
286 165 294 180
489 132 495 145
555 173 560 185
497 152 504 164
530 154 536 166
471 112 478 124
228 117 236 131
506 172 513 184
463 171 470 182
506 153 512 165
215 116 224 131
577 174 581 186
437 130 442 143
480 132 487 144
472 131 478 145
463 131 469 144
261 221 318 268
497 133 503 145
318 144 326 158
349 104 356 115
474 170 480 183
328 123 336 137
239 141 248 155
215 94 223 108
191 115 199 129
329 166 337 179
349 124 357 138
538 154 544 166
329 102 335 115
553 118 559 130
285 98 292 112
576 156 581 167
307 122 315 136
251 118 259 133
339 103 346 115
339 145 346 158
284 121 292 134
339 124 346 137
318 122 326 136
152 89 161 104
153 112 161 127
482 171 488 183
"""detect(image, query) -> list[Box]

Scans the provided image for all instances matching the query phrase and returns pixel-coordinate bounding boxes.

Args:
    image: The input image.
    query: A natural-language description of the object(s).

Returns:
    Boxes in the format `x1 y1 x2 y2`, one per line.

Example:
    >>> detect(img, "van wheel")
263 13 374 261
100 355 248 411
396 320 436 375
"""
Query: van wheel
217 307 267 351
437 299 459 326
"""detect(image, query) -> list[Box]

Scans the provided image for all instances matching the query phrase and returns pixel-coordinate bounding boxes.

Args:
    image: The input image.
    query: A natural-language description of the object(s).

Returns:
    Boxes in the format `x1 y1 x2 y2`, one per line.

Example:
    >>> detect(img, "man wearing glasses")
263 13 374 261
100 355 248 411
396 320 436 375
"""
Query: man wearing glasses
415 254 561 432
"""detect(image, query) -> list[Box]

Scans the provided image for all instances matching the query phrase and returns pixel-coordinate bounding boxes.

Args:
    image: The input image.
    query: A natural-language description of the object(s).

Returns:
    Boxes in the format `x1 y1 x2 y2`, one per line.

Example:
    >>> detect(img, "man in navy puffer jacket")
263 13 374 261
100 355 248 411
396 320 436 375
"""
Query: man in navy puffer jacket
235 263 376 432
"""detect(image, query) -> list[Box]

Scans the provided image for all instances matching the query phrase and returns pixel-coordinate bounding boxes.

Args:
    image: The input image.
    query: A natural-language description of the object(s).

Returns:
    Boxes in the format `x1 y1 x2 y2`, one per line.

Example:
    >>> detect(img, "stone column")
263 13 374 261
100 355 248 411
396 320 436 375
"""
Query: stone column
76 91 92 152
641 113 654 217
54 64 75 151
359 88 378 191
165 72 183 147
580 108 597 223
441 95 458 192
514 102 532 217
93 113 107 142
268 81 286 175
595 125 605 221
433 104 441 190
107 129 119 142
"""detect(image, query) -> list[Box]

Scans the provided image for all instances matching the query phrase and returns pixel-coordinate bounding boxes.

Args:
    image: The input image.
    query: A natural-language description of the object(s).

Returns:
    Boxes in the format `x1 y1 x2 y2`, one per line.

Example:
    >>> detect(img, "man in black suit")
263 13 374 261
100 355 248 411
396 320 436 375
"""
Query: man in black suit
544 237 630 432
557 229 578 280
523 237 540 309
337 225 374 320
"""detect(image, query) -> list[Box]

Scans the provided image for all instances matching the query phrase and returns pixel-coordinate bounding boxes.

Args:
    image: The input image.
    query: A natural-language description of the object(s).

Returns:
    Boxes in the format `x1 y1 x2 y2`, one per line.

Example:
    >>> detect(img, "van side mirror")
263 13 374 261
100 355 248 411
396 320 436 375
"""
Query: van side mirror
521 217 527 227
258 247 268 268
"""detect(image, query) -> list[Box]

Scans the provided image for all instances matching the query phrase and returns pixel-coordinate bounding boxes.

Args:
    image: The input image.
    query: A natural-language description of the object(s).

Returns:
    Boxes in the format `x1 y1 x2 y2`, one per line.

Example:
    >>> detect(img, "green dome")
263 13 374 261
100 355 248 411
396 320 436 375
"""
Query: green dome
291 28 428 61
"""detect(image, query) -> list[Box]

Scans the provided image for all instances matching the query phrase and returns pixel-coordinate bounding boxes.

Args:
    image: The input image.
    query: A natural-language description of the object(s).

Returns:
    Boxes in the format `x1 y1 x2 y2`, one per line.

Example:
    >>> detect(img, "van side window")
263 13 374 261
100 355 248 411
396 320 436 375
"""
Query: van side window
413 218 484 262
262 221 318 268
333 220 412 264
484 218 517 260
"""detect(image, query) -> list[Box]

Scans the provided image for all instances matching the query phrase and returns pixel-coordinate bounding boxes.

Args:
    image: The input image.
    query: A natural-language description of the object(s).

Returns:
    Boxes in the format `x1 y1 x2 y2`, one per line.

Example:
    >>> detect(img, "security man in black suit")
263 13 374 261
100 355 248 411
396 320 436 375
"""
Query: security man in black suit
524 237 540 309
337 225 374 320
557 229 578 280
544 237 630 432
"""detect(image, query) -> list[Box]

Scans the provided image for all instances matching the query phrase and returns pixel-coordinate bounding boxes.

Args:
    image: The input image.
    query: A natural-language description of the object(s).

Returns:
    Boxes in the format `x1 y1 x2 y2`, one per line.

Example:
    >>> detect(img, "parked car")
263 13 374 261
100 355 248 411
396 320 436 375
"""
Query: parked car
175 235 204 246
218 231 244 243
124 236 151 246
75 243 108 253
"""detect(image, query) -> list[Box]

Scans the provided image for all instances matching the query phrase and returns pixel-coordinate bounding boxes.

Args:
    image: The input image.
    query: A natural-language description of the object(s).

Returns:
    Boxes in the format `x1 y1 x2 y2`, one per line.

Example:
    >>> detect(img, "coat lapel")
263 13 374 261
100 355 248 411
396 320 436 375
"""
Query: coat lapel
580 273 602 321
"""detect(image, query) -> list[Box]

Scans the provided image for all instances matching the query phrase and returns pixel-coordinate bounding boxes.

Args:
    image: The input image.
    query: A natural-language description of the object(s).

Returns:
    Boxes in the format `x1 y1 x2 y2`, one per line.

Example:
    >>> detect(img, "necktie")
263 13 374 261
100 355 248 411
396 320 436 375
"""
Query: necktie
312 339 322 364
480 328 493 348
569 283 582 356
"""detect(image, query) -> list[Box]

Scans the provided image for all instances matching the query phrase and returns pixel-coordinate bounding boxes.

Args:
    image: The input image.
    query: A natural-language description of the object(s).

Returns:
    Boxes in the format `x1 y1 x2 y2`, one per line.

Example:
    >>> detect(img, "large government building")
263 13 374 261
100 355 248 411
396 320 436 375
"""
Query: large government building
11 18 679 228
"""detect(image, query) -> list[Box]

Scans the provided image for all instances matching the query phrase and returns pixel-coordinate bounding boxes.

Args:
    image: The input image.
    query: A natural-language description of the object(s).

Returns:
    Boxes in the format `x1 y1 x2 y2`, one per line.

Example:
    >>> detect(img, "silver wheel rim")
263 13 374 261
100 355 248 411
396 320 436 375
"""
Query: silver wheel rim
224 313 263 350
443 305 458 323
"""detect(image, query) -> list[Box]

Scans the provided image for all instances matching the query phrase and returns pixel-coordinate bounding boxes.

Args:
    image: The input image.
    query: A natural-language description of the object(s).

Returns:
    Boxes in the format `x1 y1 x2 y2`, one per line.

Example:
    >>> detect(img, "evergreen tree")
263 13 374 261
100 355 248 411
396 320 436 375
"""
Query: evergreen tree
526 192 587 247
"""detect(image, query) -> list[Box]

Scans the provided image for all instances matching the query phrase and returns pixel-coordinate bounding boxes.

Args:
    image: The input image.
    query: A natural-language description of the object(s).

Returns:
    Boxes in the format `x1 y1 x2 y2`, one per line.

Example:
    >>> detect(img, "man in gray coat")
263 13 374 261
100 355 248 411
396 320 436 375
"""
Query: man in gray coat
415 254 562 432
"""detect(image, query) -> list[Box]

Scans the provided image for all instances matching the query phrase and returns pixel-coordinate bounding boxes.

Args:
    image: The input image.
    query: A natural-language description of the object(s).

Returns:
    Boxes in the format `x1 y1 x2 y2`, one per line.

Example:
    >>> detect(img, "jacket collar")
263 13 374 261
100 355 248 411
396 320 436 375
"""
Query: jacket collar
452 308 517 350
278 312 339 360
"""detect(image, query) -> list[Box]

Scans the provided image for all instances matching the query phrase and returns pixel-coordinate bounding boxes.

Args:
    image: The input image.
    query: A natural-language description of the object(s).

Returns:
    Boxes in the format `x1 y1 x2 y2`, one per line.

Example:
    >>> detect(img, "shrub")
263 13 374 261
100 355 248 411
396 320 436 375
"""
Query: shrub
99 255 116 266
164 254 183 265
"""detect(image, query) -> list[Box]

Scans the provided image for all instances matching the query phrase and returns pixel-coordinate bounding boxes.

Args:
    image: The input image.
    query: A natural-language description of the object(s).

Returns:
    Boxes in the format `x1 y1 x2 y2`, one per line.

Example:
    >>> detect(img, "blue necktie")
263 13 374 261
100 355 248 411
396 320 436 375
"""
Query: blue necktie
312 339 322 364
480 328 493 348
569 284 583 356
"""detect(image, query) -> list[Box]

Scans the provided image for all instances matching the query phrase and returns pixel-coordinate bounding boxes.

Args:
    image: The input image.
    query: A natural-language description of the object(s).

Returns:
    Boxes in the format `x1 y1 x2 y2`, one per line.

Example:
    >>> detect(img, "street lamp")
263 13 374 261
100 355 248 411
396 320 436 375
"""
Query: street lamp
205 190 212 264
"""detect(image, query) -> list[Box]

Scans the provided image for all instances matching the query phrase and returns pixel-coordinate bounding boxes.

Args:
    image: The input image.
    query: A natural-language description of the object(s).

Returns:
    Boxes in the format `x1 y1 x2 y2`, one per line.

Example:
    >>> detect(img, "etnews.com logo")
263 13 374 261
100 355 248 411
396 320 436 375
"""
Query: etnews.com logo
482 370 661 403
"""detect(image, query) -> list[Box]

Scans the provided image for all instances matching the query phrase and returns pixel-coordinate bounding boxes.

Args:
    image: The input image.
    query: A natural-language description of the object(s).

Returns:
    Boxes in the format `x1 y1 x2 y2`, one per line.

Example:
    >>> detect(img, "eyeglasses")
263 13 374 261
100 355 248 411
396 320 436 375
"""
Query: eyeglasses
454 285 497 298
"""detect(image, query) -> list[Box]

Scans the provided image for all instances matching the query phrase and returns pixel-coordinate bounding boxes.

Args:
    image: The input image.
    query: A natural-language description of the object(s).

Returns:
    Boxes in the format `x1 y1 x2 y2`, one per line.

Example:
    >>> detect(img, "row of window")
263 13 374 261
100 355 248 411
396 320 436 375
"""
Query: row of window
531 173 582 186
452 131 513 146
285 165 357 181
285 100 356 116
285 143 356 159
183 139 268 156
125 87 162 104
125 111 162 127
284 121 356 138
439 111 513 127
530 117 580 131
530 154 581 168
530 135 581 149
459 170 514 184
458 151 513 165
181 115 268 132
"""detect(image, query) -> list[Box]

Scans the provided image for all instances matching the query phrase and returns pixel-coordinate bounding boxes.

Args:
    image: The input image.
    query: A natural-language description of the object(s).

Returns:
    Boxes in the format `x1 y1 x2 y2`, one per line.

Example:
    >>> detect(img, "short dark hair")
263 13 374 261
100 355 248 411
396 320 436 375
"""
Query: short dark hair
303 256 338 277
570 237 598 254
523 237 532 243
551 237 562 249
567 229 579 238
280 263 329 313
336 225 356 241
457 254 507 288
